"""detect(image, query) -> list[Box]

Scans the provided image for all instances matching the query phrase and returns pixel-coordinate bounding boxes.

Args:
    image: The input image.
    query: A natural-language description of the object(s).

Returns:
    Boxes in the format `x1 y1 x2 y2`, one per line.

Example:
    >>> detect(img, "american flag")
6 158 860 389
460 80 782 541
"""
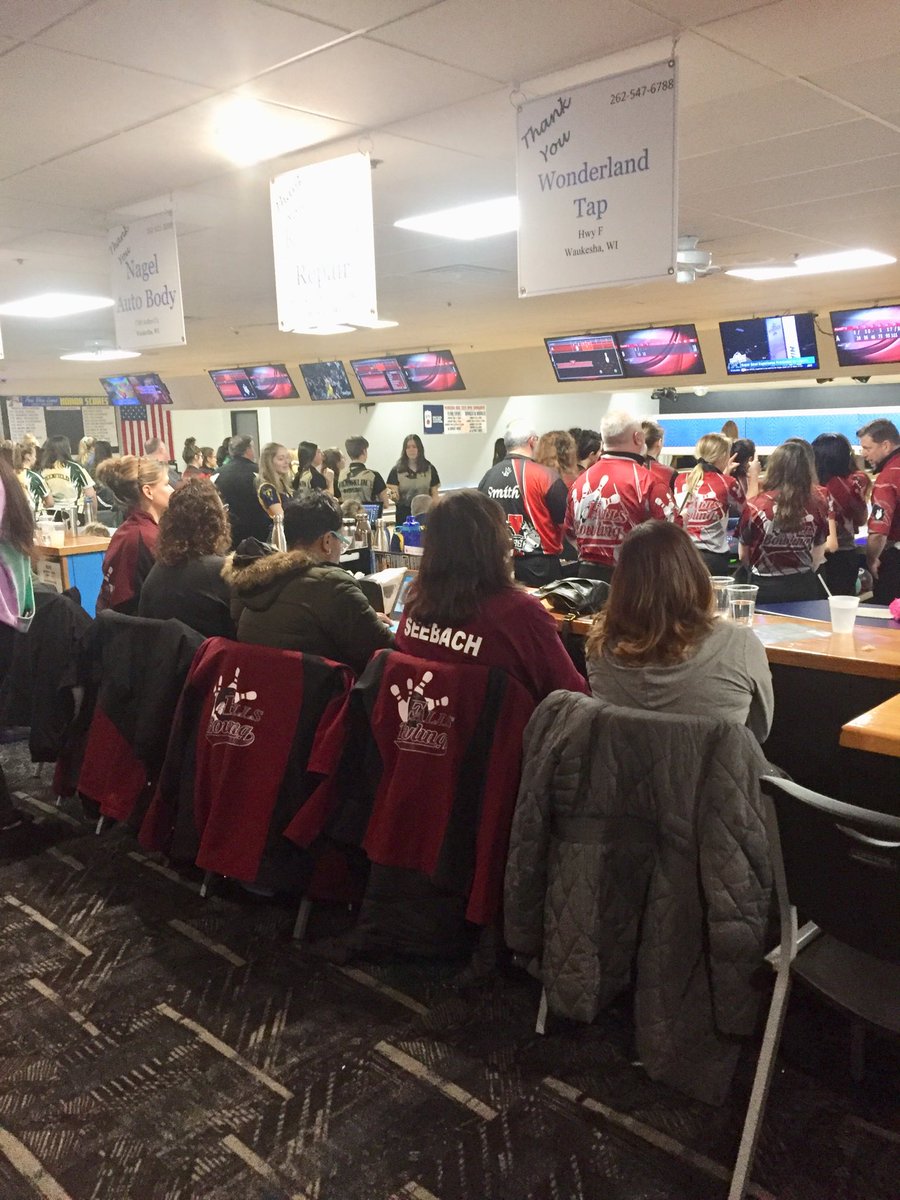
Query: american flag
117 404 175 460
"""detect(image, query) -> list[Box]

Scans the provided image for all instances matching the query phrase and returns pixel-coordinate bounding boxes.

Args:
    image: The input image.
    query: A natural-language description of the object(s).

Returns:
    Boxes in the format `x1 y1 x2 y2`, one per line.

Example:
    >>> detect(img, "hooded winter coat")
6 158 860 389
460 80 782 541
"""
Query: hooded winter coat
223 538 393 674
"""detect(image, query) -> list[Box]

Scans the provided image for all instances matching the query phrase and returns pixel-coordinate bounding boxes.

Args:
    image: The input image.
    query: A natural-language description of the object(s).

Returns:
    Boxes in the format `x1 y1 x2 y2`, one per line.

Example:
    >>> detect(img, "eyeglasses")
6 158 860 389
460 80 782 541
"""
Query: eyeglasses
331 528 353 547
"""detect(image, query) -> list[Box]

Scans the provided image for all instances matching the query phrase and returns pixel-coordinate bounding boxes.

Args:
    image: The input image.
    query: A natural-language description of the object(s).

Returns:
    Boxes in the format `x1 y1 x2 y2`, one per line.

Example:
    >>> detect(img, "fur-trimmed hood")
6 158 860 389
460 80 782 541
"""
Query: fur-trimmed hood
222 538 318 604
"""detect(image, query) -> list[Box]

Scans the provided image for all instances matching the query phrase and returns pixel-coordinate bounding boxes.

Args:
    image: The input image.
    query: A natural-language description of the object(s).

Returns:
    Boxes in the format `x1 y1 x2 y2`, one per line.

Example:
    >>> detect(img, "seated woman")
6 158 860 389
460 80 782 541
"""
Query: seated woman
738 441 833 603
139 478 235 638
14 441 50 515
39 435 96 517
587 522 773 741
96 456 172 614
224 490 393 673
673 432 745 574
395 489 588 702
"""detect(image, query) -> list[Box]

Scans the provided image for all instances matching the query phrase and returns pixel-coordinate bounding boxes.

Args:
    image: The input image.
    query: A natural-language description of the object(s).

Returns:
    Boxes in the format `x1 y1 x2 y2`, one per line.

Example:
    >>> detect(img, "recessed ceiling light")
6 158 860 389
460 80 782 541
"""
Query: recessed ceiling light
213 96 328 167
354 318 399 330
0 292 116 318
395 196 518 240
287 323 356 335
59 348 141 362
726 248 895 281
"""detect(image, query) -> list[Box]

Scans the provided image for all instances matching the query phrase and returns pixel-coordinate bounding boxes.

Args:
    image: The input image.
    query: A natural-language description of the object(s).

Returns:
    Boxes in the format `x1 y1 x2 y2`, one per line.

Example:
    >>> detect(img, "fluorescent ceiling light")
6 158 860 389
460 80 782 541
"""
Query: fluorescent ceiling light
0 292 115 318
59 348 141 362
395 196 518 240
214 96 326 167
726 248 895 281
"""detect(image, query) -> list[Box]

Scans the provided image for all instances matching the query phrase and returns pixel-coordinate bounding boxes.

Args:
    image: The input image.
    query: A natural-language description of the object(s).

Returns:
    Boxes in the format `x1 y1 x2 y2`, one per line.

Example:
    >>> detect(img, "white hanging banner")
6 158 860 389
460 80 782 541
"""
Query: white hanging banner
517 59 678 297
270 152 378 331
108 211 186 349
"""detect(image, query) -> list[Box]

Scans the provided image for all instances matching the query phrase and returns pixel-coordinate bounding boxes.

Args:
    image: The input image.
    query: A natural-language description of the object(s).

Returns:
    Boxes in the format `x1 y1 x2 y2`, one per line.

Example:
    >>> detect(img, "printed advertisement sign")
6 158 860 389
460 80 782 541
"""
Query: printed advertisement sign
517 59 678 296
271 152 378 331
424 403 487 434
108 211 186 348
423 404 445 434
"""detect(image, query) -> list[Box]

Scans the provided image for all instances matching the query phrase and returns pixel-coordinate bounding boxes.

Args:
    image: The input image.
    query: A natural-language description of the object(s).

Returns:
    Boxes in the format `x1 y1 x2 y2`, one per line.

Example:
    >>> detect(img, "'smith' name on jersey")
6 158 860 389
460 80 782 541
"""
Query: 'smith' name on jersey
486 485 519 500
401 618 483 657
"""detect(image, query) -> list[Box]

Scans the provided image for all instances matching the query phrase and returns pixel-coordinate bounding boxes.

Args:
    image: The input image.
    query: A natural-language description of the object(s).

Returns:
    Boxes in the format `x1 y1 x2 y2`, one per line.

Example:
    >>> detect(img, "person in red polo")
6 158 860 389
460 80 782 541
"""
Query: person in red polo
567 411 674 582
858 417 900 604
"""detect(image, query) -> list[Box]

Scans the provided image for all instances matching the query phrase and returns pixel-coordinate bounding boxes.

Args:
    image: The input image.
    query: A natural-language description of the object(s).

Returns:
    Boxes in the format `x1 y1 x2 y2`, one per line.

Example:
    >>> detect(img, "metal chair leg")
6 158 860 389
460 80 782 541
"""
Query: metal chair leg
199 870 214 898
535 987 548 1035
292 896 313 941
95 815 106 835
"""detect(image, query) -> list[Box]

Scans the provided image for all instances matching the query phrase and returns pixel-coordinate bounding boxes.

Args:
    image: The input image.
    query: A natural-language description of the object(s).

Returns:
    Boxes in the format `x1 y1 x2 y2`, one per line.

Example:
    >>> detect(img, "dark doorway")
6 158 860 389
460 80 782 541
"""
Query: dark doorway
230 410 260 448
45 408 85 451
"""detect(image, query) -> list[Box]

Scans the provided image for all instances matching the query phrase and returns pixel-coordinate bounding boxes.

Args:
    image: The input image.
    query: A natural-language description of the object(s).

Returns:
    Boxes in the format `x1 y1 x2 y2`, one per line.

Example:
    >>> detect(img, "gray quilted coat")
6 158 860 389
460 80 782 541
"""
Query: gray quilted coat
504 691 774 1105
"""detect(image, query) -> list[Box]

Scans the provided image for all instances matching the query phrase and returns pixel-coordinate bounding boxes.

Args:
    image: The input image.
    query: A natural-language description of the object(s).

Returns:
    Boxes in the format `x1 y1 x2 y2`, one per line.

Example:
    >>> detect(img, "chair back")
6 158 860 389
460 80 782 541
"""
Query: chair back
761 776 900 963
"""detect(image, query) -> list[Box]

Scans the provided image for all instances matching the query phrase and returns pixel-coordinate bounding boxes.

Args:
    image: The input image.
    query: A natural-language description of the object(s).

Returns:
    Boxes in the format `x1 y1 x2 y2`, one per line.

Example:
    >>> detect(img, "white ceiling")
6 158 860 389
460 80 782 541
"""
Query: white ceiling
0 0 897 397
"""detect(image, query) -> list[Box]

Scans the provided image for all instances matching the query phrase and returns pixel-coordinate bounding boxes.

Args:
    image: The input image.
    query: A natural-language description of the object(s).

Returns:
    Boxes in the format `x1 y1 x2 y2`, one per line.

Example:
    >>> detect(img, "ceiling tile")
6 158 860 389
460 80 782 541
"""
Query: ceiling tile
249 37 500 125
258 0 445 33
0 0 88 40
628 0 791 22
371 0 674 81
35 0 346 89
699 154 900 220
385 90 514 161
808 52 900 121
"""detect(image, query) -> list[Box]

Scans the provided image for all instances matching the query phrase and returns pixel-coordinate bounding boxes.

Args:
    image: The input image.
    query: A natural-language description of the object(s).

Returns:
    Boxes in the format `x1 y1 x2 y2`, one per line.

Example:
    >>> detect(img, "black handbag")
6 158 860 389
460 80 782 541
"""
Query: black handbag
533 576 610 616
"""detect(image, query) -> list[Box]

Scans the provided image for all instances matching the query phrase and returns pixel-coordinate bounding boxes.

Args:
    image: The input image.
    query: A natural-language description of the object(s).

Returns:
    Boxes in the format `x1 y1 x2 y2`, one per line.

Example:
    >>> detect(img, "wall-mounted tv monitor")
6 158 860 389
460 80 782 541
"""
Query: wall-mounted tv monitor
545 333 624 382
299 360 354 401
208 364 298 401
831 305 900 367
397 350 465 393
720 313 819 375
616 324 705 377
351 356 411 396
100 372 171 404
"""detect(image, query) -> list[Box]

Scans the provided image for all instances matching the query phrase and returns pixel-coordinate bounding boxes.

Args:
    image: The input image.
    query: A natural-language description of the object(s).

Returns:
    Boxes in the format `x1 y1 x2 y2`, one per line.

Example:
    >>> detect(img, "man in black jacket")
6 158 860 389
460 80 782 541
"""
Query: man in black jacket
215 435 270 549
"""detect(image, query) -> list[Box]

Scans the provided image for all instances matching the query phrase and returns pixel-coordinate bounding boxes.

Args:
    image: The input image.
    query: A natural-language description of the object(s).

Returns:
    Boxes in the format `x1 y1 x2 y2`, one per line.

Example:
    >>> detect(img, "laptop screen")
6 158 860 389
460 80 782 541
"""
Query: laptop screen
389 570 416 631
362 503 381 525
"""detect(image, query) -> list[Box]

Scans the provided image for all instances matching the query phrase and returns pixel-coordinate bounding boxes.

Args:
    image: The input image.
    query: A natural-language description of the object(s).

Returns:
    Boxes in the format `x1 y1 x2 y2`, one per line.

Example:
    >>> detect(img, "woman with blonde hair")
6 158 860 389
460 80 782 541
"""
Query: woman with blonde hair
256 442 294 520
673 432 746 574
587 521 772 742
737 440 832 603
96 456 172 613
535 430 579 488
77 436 95 469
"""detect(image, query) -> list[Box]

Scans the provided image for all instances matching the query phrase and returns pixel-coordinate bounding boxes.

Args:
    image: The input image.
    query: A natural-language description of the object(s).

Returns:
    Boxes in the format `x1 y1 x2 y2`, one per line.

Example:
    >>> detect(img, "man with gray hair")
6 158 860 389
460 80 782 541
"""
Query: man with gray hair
566 409 674 581
215 435 269 549
478 418 568 585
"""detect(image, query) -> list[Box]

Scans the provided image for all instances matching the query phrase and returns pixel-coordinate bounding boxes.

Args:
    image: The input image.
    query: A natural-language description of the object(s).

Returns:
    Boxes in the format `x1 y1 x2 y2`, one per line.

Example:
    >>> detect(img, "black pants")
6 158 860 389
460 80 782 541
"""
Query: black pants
513 554 561 588
698 549 733 576
577 561 614 584
821 549 862 596
873 545 900 605
752 570 823 604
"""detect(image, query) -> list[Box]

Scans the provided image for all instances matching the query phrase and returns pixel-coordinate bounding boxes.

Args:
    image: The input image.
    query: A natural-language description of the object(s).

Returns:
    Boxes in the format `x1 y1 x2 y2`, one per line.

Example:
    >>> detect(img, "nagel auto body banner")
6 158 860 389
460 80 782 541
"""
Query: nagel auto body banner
517 59 678 296
108 211 186 349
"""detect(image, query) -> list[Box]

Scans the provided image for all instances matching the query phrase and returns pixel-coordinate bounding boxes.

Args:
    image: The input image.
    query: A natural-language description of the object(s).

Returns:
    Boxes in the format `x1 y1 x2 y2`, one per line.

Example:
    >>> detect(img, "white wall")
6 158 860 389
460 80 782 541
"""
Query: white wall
168 406 274 462
267 391 658 489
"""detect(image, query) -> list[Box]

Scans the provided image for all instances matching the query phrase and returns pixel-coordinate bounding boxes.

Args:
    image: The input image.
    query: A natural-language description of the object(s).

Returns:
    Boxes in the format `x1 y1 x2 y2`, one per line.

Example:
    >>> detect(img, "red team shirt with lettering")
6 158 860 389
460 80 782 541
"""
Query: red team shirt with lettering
673 467 745 555
869 448 900 544
738 489 828 576
566 452 674 566
823 470 869 549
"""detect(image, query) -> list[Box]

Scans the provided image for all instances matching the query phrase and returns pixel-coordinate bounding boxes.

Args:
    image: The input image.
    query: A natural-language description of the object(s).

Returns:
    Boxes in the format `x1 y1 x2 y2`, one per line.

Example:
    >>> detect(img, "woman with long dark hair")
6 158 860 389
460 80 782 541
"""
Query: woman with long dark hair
812 432 869 595
140 478 234 637
96 456 172 613
586 522 772 741
395 490 586 701
737 441 832 602
387 433 440 525
294 441 333 493
40 435 96 514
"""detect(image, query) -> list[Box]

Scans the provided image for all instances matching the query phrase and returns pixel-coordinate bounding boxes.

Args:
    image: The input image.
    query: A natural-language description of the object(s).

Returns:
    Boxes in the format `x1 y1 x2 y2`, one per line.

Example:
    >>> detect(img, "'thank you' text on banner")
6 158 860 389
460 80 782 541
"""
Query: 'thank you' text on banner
108 211 186 348
270 152 378 332
516 59 678 296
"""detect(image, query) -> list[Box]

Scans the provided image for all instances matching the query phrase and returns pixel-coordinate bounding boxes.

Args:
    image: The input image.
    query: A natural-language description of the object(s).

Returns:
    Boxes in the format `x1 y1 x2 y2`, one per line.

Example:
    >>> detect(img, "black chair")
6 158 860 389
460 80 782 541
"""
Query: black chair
729 776 900 1200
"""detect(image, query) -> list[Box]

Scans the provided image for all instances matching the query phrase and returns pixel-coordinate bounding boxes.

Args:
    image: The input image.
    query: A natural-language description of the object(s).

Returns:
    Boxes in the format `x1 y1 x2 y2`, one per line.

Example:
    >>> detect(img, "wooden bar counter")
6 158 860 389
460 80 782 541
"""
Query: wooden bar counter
840 693 900 759
34 533 109 615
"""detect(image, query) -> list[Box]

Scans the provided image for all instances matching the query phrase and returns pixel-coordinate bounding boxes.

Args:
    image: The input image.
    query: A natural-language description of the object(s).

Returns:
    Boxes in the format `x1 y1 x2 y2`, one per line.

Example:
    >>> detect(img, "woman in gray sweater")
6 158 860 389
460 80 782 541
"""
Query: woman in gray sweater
586 522 773 743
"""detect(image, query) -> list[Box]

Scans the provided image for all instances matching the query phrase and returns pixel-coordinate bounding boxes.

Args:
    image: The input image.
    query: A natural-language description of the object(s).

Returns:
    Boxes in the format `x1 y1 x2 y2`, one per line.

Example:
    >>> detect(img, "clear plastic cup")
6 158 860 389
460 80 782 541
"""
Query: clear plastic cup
727 583 759 626
710 576 734 617
828 594 859 634
49 526 66 547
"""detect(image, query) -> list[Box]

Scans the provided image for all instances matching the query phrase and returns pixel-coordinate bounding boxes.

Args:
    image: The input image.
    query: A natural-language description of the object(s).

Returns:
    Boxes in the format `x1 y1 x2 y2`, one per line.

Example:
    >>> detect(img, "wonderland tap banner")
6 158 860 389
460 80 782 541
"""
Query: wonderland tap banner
270 152 378 332
517 59 678 296
108 211 186 349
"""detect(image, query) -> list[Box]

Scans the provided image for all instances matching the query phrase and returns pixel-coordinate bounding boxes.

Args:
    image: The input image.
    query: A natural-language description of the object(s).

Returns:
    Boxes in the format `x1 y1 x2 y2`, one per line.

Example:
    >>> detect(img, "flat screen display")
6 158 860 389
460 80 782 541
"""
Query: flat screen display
545 333 624 382
299 360 354 401
720 313 819 375
831 305 900 367
616 324 705 377
397 350 465 393
208 364 298 401
100 373 171 404
350 356 411 396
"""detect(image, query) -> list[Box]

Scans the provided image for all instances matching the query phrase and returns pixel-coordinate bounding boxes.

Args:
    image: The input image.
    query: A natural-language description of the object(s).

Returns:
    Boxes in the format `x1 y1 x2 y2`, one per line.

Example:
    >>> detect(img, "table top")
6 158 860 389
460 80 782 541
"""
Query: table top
35 534 111 558
840 693 900 758
757 599 900 630
547 604 900 680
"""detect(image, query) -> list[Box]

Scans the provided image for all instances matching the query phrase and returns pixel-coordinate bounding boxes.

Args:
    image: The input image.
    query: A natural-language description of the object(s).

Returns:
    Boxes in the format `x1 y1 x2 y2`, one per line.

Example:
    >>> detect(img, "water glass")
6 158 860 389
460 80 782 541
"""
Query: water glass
828 595 859 634
710 576 733 617
727 584 758 626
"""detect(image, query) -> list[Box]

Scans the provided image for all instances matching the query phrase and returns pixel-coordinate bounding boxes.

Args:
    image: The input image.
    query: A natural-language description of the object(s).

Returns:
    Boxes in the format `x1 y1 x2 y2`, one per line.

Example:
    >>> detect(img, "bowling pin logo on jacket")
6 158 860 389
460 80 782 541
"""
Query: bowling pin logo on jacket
391 669 453 756
207 667 264 747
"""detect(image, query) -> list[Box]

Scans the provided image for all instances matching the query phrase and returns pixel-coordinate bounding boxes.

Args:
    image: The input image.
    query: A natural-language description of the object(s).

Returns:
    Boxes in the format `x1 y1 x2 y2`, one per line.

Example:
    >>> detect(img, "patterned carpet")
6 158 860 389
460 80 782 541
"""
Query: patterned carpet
0 742 897 1200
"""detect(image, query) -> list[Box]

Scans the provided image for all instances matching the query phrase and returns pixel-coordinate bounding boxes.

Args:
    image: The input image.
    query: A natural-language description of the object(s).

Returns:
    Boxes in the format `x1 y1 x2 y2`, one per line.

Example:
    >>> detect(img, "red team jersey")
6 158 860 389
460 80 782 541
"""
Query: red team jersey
823 471 869 549
738 489 828 576
673 467 745 555
869 448 900 545
566 452 674 566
